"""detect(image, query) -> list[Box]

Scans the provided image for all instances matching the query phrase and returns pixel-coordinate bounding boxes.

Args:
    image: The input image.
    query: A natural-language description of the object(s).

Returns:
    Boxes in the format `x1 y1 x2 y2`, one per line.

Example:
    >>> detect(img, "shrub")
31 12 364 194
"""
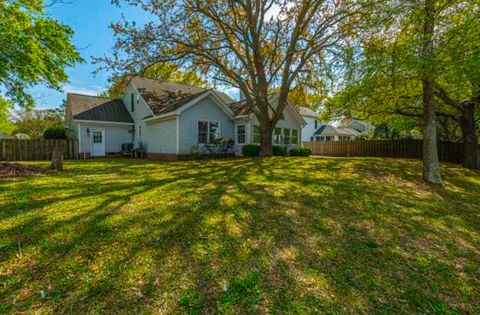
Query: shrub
242 144 260 157
272 145 287 156
290 147 312 157
43 128 66 139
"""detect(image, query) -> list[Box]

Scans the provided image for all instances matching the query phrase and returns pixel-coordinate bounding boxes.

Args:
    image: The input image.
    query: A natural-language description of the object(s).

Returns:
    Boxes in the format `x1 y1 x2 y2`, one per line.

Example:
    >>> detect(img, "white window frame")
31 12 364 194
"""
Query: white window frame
273 127 283 145
197 120 221 145
291 129 298 144
236 124 246 145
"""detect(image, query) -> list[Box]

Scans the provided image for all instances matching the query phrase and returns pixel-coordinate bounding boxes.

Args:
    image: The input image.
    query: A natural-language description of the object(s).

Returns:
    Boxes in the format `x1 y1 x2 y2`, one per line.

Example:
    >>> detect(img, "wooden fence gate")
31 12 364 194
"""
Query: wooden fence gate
303 140 464 164
0 139 78 161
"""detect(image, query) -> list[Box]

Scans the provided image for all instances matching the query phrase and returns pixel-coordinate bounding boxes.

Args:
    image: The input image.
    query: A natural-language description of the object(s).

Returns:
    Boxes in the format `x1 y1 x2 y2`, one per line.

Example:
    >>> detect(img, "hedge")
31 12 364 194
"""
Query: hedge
290 147 312 156
242 144 260 157
272 145 287 156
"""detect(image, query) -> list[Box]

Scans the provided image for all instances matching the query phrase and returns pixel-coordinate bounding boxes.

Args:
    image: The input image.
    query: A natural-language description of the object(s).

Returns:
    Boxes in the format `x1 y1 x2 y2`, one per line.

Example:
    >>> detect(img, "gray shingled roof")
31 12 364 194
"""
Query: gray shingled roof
298 107 318 118
68 94 134 123
131 77 234 115
314 124 360 136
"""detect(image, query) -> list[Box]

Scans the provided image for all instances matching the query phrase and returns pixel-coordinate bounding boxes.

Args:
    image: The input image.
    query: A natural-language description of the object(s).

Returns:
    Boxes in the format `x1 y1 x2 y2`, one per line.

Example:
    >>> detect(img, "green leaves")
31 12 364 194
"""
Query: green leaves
0 0 82 108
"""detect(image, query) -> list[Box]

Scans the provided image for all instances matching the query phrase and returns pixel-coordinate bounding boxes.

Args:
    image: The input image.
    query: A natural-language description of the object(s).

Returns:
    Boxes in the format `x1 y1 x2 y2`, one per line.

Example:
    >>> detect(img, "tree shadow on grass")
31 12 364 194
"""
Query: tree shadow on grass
0 157 479 313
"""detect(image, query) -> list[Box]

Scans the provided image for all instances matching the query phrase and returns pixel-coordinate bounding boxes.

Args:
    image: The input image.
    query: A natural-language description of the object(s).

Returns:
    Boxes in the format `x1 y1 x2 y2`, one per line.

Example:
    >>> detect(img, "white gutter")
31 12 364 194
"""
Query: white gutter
73 119 134 126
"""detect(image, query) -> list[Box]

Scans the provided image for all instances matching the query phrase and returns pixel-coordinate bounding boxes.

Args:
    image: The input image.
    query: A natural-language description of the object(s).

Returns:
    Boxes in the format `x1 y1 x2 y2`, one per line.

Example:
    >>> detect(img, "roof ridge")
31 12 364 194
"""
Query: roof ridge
134 76 209 91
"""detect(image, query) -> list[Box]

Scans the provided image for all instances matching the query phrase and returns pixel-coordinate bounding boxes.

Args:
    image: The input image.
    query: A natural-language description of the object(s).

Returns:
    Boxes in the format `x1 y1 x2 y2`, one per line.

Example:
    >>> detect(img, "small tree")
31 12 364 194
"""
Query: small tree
43 128 67 140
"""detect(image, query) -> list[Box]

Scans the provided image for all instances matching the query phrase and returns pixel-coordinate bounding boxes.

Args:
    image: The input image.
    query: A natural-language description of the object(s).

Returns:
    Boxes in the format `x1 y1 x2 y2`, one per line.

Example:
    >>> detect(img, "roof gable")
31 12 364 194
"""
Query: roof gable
298 107 318 118
68 94 133 123
228 94 305 125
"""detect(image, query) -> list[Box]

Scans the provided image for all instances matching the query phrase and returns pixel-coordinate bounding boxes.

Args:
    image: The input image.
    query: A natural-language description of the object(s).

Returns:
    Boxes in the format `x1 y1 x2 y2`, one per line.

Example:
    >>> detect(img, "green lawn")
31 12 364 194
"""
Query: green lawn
0 157 479 314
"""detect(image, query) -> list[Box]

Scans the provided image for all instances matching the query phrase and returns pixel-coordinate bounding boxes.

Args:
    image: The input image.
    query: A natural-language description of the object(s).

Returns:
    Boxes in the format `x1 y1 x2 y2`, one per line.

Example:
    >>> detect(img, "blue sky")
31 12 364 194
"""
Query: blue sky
29 1 239 110
29 1 150 109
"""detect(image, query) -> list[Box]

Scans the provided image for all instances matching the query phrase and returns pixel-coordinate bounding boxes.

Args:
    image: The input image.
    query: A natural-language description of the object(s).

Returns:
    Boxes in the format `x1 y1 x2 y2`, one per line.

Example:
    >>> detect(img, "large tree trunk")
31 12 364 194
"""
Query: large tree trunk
260 119 273 156
421 0 443 185
460 104 480 169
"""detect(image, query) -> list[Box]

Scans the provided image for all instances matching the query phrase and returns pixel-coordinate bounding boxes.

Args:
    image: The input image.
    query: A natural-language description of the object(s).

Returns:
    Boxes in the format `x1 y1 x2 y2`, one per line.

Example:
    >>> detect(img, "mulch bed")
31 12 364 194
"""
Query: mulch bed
0 162 54 178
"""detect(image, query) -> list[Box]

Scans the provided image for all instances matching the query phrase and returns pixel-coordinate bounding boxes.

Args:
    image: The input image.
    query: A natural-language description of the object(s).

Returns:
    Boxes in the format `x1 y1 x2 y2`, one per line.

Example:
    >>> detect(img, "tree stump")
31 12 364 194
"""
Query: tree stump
51 149 63 170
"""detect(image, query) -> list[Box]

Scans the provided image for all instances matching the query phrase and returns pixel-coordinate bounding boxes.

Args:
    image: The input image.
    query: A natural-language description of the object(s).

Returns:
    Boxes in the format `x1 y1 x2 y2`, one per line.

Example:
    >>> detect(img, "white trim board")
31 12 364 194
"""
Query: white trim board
73 119 134 126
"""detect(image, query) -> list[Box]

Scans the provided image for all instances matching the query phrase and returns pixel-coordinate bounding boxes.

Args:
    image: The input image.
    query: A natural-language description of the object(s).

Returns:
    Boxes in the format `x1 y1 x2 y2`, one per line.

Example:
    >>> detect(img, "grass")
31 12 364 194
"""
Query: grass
0 157 479 314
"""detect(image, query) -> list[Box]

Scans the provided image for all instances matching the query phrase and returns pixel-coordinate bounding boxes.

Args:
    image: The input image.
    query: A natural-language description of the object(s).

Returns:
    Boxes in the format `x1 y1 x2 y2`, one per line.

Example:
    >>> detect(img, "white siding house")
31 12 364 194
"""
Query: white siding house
66 77 305 158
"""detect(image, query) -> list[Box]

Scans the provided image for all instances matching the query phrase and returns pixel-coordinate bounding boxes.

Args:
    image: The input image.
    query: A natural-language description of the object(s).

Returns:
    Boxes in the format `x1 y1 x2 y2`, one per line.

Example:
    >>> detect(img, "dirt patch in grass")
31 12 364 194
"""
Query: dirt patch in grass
0 162 54 178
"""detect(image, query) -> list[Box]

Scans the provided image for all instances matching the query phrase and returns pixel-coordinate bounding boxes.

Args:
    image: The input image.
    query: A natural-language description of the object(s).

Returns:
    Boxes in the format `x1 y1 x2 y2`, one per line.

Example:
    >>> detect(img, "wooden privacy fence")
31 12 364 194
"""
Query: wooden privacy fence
0 139 78 161
303 140 464 164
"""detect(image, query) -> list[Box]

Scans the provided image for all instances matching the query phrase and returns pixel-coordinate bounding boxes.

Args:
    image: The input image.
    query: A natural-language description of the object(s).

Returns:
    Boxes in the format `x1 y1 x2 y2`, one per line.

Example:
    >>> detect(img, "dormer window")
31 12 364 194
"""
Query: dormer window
130 93 135 112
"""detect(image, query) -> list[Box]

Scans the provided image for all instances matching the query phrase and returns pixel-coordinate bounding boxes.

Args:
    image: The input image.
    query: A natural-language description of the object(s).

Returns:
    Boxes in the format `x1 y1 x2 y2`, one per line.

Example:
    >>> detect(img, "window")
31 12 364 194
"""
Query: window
314 120 318 129
291 129 298 144
236 125 246 144
138 125 142 138
198 120 220 144
326 136 334 141
283 128 291 144
198 121 208 144
274 127 282 144
209 121 219 143
339 136 351 141
253 125 261 144
131 93 135 112
93 131 102 143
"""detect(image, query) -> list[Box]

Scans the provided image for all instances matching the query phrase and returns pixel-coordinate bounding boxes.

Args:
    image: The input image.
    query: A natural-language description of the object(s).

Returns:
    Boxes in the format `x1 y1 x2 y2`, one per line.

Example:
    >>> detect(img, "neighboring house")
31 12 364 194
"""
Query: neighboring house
65 77 304 158
342 119 374 133
298 107 324 142
312 124 360 142
297 111 374 142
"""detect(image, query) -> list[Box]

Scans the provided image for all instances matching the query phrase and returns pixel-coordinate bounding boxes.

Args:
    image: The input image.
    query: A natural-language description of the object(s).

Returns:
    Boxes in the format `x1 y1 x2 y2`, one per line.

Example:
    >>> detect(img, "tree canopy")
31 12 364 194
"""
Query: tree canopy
0 0 82 108
322 0 480 172
97 0 362 155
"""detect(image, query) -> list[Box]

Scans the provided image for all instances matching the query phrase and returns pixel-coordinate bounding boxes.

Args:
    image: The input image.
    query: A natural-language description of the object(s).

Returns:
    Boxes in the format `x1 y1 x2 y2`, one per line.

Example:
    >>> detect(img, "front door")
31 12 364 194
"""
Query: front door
91 129 105 156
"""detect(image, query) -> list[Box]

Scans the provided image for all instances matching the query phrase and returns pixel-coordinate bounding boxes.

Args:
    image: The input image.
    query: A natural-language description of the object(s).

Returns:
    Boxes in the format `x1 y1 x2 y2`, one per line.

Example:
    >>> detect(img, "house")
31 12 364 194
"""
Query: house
0 134 13 139
312 124 360 141
229 94 305 152
298 107 323 142
297 109 374 142
65 77 304 158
